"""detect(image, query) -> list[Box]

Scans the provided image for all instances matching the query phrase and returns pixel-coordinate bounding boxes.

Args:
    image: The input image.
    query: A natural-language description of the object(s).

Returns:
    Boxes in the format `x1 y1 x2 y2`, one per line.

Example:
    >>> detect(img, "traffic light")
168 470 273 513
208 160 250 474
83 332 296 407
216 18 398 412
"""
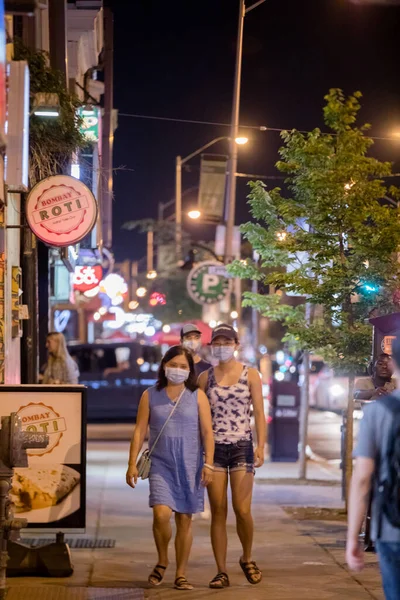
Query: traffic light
361 282 380 294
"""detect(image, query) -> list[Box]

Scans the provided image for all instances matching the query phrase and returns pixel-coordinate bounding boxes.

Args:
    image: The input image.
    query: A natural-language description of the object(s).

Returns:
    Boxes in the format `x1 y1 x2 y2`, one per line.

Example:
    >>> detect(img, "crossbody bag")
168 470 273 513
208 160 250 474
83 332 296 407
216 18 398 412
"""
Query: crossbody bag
136 388 185 480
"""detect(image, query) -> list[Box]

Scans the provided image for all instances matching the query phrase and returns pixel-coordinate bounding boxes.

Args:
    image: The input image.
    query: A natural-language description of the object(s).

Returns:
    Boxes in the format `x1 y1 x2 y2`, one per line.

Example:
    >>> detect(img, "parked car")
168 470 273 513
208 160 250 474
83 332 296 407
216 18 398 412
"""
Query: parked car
68 341 161 422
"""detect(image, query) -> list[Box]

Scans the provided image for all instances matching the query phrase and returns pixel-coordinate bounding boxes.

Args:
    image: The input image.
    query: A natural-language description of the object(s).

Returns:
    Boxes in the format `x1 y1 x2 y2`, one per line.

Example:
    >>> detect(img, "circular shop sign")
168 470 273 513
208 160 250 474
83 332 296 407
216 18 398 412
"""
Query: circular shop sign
26 175 98 247
17 402 66 456
187 261 231 305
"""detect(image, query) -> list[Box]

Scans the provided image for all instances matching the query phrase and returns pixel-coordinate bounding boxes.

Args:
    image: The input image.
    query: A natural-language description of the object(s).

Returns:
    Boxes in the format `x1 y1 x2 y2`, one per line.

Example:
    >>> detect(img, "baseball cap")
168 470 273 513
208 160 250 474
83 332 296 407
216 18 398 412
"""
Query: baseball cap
181 324 202 339
211 323 238 343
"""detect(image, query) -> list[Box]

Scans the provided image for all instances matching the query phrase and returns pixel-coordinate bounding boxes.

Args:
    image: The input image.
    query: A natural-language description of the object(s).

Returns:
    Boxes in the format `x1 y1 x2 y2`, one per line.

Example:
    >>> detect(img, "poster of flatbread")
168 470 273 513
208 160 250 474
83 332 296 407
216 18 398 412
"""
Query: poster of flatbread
0 386 86 531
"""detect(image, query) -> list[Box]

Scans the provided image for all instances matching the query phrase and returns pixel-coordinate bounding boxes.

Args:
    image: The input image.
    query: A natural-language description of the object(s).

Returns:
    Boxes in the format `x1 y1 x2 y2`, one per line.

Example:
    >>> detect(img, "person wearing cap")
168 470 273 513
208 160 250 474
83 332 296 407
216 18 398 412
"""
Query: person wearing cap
198 323 265 589
180 324 211 379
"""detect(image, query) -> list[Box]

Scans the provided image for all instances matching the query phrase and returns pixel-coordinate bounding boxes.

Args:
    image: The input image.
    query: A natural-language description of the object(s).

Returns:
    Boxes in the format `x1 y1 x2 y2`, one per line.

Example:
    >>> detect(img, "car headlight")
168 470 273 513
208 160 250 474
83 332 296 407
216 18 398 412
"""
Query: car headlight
329 384 345 398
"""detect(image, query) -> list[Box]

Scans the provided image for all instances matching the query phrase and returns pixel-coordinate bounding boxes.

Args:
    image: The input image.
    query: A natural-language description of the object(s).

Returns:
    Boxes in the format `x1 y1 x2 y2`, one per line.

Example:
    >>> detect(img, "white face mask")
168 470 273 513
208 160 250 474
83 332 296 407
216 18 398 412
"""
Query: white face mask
165 367 189 385
182 339 201 354
212 346 235 363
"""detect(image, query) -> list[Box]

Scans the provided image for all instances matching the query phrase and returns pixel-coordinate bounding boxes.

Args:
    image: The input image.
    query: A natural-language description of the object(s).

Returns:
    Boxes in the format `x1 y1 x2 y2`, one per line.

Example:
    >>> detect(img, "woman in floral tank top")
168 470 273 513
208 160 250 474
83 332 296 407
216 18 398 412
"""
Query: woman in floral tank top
198 324 266 589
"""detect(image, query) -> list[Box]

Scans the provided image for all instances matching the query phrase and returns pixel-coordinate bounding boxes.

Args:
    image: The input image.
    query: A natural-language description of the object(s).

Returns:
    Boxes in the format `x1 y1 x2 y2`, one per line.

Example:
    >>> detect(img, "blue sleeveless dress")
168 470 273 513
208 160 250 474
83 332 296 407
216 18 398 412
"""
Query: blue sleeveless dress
148 386 204 514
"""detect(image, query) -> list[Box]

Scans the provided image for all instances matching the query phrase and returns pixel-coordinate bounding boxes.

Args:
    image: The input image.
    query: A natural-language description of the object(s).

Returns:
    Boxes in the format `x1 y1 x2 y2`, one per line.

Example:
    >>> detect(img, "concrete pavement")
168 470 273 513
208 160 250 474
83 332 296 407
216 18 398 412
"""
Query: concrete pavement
6 440 383 599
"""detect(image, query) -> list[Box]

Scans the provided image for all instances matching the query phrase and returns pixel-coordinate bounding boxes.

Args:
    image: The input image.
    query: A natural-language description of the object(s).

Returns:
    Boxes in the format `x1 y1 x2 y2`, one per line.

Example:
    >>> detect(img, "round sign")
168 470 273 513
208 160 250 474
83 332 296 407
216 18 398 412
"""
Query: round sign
26 175 98 247
17 402 65 456
187 261 231 305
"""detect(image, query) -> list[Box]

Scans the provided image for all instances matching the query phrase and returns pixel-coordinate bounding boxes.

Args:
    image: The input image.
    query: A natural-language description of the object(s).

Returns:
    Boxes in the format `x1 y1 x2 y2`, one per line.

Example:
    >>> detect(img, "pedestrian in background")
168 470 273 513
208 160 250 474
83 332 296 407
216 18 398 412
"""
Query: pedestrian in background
180 323 211 378
126 345 214 591
198 324 266 589
42 332 79 385
354 353 395 401
347 337 400 599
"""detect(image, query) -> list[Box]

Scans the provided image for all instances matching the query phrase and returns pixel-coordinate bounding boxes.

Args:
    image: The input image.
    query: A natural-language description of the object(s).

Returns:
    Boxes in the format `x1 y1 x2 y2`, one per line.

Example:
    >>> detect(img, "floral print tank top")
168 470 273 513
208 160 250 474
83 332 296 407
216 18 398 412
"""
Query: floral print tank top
207 366 252 444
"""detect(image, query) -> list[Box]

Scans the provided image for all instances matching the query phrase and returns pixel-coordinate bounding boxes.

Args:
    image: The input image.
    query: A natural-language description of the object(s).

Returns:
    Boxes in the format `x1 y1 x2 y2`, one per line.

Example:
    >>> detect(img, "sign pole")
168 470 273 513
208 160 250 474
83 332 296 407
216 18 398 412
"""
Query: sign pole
21 198 39 384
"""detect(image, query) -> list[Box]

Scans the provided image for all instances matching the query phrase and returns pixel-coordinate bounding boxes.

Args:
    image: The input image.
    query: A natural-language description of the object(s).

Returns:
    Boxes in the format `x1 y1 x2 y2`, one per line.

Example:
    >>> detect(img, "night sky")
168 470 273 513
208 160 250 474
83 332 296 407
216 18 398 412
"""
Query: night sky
111 0 400 263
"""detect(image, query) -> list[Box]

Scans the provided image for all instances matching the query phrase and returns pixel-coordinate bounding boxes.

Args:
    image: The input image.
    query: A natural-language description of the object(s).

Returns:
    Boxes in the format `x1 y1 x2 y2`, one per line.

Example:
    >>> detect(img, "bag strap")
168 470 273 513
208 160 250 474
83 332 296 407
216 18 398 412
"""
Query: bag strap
148 388 185 458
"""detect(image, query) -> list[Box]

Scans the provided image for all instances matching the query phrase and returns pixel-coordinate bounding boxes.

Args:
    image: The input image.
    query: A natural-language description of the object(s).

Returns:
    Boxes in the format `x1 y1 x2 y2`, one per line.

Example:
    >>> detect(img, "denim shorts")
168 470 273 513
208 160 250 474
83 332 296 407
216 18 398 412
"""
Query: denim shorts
214 440 254 474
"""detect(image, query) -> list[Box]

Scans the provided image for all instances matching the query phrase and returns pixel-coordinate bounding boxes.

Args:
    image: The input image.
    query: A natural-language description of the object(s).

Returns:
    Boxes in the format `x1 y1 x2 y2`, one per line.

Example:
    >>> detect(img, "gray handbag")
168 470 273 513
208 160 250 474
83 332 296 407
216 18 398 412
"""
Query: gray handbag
136 388 185 480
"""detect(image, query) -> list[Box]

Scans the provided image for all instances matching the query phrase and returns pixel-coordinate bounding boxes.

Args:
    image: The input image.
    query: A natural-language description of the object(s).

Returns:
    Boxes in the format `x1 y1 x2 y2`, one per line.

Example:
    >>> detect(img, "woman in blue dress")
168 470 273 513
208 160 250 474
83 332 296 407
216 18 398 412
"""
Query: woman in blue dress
126 345 214 591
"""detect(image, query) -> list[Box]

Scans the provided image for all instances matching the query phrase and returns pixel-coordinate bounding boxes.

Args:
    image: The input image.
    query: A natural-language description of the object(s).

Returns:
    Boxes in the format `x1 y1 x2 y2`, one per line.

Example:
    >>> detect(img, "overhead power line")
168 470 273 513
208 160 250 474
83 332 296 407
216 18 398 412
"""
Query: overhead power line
118 111 400 143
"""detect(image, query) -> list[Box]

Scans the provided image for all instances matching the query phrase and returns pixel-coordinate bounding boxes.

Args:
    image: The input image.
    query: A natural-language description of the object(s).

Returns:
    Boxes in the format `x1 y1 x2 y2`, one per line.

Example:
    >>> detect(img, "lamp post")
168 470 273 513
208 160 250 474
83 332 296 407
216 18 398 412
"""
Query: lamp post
224 0 267 263
175 136 229 261
175 135 249 261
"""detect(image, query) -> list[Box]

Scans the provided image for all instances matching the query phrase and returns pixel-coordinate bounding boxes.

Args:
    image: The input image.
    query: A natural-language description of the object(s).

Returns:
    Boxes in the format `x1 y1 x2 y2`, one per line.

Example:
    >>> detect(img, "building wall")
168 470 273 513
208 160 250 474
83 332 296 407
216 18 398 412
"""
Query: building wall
0 161 4 384
4 193 21 383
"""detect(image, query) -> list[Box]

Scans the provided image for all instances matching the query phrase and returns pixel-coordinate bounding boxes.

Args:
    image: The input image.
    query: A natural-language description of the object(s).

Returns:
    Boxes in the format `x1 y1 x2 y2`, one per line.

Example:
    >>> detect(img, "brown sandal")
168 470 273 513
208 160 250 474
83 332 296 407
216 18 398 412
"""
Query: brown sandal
174 576 194 590
209 572 230 588
148 564 167 586
239 558 262 585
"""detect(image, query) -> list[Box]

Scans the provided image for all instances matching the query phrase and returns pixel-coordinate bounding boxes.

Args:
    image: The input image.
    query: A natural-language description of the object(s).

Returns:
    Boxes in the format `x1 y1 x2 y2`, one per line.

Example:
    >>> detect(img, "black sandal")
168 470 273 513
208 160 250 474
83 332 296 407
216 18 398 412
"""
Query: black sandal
174 576 194 590
239 558 262 585
148 564 167 586
209 572 230 589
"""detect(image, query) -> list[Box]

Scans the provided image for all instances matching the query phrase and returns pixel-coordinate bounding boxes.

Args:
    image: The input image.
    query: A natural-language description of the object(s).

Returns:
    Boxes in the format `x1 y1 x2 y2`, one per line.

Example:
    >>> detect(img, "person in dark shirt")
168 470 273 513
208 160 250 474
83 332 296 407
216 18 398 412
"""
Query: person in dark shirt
181 324 211 378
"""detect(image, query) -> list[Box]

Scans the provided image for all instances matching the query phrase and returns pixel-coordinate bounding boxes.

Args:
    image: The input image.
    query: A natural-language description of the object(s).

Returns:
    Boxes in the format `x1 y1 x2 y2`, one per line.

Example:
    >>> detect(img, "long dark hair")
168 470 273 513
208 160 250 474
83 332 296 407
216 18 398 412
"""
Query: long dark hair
156 345 198 392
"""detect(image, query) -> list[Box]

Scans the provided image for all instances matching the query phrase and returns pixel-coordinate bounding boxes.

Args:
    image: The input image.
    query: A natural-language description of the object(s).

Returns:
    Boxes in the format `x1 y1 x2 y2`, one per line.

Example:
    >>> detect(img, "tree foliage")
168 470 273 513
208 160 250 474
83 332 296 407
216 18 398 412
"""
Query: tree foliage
230 89 400 372
13 39 85 185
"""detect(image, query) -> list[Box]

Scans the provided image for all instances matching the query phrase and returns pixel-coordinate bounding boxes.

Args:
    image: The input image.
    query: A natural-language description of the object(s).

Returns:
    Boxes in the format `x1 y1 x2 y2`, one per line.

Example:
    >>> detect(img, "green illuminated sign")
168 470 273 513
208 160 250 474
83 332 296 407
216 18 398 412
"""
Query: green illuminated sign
77 107 100 143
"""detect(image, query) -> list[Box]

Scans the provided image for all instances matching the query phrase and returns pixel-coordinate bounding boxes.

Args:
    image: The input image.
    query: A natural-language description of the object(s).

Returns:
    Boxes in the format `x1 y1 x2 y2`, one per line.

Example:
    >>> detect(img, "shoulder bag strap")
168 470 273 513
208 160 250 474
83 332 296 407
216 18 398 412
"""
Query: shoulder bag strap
148 388 185 458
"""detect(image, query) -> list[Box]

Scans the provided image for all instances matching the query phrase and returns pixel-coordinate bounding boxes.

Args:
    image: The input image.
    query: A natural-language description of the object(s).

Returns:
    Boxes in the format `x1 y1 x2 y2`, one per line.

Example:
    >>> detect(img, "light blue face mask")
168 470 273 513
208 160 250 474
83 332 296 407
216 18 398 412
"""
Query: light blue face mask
212 346 235 363
165 367 189 385
182 339 201 354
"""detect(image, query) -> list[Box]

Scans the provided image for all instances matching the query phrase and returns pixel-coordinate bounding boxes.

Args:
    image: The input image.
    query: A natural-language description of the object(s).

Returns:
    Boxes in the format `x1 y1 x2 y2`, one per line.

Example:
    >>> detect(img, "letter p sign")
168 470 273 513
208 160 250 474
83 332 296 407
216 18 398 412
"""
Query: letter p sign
202 274 220 294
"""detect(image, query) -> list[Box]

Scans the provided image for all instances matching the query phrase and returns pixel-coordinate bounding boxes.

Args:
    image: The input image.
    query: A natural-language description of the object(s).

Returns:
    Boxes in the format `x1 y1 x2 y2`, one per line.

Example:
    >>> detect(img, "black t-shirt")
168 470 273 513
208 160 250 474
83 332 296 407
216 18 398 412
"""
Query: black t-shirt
194 359 211 379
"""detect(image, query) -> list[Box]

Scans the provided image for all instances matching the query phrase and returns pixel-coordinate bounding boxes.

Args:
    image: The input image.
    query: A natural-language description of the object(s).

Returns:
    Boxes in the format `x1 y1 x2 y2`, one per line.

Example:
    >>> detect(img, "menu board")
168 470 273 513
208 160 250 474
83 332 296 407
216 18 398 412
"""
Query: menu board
0 385 86 532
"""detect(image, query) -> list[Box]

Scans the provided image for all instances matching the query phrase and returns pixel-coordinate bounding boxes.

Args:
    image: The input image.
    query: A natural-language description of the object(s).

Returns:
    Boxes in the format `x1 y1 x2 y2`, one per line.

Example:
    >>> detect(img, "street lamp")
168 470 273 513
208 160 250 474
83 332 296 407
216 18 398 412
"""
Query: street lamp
176 135 249 260
188 209 201 220
136 287 147 298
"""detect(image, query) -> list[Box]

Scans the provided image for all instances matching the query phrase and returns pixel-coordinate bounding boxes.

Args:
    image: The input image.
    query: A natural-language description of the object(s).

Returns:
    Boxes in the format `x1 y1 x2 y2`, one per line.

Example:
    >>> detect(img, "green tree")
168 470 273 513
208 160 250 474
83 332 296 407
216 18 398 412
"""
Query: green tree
230 89 400 488
14 39 85 185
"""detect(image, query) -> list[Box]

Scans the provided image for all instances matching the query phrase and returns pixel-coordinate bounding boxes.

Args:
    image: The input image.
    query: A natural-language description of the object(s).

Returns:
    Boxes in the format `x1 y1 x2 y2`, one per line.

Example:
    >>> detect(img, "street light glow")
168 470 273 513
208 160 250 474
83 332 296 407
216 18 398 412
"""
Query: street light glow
146 270 158 280
230 310 239 319
136 287 147 298
129 300 139 310
188 210 201 220
235 136 249 145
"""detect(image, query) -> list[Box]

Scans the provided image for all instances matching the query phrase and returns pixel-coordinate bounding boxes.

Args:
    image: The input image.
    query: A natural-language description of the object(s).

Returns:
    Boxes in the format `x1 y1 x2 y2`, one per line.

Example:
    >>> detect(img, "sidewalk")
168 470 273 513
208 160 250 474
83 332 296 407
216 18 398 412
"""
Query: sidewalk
6 440 382 600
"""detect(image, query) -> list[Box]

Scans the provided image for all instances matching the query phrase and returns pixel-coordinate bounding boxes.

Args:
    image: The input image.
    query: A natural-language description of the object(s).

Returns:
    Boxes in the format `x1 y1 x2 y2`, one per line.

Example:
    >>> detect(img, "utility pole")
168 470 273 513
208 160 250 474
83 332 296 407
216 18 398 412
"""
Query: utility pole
147 229 154 274
224 0 267 262
224 0 245 264
175 155 182 262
